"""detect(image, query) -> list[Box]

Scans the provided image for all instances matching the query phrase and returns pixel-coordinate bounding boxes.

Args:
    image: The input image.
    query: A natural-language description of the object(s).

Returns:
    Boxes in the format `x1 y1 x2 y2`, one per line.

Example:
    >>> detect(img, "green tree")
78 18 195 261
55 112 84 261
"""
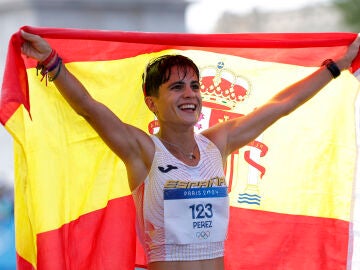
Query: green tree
333 0 360 31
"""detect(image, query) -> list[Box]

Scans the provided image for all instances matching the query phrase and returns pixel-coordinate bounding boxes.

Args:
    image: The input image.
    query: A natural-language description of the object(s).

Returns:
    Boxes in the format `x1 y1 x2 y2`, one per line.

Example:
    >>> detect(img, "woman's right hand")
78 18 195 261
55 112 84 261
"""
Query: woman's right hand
337 33 360 70
21 30 53 63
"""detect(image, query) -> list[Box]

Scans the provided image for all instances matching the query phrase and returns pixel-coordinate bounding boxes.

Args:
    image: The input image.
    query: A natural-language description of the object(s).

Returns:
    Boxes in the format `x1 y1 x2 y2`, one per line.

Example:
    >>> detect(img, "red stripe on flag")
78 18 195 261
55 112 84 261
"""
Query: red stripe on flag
20 26 356 48
36 196 138 270
16 253 35 270
0 31 29 125
20 26 358 67
225 207 349 270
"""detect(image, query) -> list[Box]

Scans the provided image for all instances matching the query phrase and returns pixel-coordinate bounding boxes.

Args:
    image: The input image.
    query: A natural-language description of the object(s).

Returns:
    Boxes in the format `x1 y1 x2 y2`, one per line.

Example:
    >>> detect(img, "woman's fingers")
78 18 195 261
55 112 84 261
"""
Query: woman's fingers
20 30 52 62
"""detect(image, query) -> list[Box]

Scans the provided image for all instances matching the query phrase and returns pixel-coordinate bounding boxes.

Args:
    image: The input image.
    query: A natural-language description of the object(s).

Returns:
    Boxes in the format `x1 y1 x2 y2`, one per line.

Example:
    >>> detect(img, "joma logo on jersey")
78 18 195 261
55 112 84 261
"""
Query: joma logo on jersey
164 177 226 189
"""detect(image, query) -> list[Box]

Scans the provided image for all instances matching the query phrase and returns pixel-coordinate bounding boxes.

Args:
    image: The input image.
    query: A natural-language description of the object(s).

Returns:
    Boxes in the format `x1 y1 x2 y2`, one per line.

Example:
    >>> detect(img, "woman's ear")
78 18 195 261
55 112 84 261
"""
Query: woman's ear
144 96 157 115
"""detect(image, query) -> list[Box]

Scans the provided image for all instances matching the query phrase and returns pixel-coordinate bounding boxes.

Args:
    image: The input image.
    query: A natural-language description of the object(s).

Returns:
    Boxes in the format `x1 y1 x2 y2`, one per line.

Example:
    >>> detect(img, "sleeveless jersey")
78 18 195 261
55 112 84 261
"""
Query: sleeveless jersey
132 133 229 263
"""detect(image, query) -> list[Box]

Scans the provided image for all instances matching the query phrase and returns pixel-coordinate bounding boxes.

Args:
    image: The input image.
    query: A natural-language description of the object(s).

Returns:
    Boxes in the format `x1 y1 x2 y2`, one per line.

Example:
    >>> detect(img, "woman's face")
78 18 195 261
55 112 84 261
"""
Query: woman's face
149 66 202 128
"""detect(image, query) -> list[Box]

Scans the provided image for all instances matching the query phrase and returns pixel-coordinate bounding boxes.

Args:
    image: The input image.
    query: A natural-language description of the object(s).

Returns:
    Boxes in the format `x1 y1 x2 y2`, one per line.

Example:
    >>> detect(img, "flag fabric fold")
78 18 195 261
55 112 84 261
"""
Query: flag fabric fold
1 26 360 270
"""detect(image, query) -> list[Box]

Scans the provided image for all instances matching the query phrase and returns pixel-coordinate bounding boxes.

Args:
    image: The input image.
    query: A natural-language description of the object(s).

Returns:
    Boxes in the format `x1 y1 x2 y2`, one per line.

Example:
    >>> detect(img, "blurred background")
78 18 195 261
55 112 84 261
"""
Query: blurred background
0 0 359 268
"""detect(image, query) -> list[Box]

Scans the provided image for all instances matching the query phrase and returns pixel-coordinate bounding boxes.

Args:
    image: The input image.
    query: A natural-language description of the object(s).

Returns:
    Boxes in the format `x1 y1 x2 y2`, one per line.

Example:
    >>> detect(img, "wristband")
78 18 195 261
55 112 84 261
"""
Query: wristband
36 54 62 86
49 59 62 82
322 59 341 78
41 49 56 67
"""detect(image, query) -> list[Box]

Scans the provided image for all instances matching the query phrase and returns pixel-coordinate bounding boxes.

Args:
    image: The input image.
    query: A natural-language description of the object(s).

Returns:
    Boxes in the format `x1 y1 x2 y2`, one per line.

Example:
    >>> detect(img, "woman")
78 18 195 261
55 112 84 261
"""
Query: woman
20 30 360 270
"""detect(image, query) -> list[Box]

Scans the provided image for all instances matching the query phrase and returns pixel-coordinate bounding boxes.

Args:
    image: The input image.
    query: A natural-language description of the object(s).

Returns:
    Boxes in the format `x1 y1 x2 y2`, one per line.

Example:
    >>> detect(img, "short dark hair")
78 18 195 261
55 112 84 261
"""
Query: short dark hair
142 54 200 97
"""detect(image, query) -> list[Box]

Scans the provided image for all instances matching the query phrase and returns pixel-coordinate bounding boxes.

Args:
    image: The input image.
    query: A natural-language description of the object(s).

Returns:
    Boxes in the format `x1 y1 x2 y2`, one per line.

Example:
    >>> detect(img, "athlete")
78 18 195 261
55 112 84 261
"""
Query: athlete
20 30 360 270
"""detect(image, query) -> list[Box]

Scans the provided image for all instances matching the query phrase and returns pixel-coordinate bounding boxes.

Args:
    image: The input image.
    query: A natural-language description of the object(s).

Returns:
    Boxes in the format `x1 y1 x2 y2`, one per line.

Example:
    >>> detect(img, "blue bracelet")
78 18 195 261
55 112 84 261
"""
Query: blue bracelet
49 59 62 82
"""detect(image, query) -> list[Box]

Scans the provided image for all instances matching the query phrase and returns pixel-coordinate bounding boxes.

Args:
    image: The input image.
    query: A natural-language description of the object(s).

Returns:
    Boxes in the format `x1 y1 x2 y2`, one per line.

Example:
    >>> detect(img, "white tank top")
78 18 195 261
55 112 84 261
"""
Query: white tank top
132 133 229 263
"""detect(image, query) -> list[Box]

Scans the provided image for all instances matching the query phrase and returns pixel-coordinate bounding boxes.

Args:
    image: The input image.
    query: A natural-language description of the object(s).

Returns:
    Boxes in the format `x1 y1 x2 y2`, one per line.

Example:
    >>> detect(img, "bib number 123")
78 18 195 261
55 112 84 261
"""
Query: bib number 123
189 203 213 219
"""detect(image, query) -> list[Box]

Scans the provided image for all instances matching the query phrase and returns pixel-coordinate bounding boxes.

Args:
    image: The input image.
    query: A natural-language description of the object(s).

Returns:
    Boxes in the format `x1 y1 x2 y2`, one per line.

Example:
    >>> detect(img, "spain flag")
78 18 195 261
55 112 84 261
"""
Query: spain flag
1 26 360 270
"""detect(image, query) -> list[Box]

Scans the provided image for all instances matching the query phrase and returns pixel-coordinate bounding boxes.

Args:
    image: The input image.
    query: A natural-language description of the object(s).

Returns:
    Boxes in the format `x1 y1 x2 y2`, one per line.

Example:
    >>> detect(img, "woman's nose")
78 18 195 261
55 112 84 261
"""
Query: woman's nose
183 85 196 97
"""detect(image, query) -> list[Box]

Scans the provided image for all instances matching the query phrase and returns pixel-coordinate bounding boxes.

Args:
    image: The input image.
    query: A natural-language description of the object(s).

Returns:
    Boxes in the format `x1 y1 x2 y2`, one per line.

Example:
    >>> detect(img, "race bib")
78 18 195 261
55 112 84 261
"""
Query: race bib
164 186 229 244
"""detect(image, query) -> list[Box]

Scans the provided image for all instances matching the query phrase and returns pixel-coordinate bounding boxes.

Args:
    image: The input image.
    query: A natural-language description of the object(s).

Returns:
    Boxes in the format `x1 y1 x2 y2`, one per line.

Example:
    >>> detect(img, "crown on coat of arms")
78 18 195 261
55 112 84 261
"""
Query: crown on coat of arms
200 61 251 110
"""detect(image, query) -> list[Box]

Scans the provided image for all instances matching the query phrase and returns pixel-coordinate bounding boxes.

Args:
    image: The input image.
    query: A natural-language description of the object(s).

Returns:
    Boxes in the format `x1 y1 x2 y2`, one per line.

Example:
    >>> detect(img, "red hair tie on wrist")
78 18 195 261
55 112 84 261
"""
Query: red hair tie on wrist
41 49 56 67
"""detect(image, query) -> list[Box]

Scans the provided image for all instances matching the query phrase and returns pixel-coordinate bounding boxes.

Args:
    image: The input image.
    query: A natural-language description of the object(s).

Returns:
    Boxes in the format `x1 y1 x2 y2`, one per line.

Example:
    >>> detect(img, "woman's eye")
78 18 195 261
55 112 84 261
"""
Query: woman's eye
171 84 183 90
192 84 200 91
